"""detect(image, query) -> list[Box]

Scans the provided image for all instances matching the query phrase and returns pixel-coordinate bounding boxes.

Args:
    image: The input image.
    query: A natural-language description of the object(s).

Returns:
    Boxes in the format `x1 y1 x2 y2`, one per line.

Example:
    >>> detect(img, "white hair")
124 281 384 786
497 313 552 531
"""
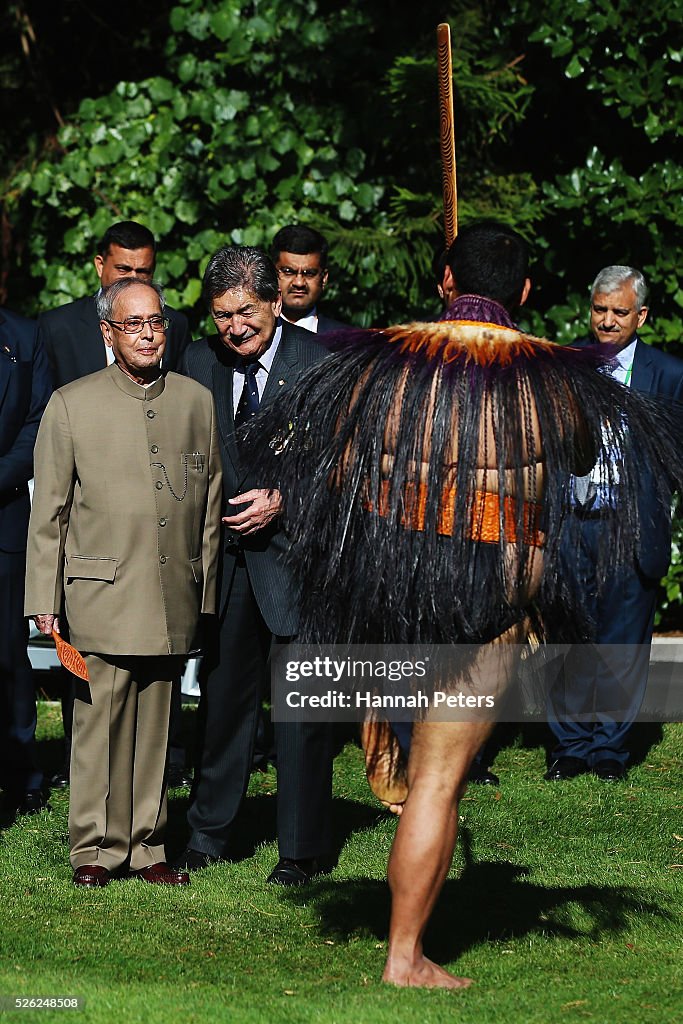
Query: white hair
591 266 648 308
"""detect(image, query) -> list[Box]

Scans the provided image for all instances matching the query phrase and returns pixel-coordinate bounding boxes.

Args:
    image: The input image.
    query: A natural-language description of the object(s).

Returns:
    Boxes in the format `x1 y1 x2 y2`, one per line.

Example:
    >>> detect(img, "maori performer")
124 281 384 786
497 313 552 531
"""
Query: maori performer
243 221 682 987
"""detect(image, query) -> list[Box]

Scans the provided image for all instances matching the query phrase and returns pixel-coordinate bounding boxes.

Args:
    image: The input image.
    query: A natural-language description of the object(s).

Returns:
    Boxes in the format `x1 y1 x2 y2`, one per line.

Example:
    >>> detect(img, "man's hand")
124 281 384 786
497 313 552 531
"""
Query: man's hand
34 614 59 635
222 488 282 536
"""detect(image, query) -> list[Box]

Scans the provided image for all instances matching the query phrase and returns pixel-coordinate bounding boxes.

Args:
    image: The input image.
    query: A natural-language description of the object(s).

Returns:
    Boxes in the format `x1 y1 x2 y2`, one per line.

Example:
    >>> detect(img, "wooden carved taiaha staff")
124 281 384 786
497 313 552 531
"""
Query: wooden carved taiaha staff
437 23 457 246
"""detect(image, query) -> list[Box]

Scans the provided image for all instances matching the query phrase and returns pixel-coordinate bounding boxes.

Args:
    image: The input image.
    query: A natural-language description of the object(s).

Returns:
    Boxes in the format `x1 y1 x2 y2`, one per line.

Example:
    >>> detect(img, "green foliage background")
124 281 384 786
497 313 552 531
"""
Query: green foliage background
2 0 682 617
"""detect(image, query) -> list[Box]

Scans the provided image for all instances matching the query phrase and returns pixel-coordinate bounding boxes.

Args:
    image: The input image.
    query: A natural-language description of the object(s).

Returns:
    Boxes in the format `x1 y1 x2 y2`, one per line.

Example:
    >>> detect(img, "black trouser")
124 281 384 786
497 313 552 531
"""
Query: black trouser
0 549 42 797
547 514 657 767
187 559 333 860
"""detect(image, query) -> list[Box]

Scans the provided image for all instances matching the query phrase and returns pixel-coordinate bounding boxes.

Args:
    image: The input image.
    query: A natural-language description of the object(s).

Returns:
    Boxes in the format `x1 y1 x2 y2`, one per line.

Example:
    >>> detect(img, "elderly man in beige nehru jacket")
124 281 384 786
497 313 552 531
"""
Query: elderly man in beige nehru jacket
25 278 221 889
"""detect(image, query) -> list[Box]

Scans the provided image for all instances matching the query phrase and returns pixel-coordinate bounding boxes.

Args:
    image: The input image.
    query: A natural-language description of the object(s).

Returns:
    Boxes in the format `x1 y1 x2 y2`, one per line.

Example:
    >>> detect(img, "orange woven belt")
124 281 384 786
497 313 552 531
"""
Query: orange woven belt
368 479 544 546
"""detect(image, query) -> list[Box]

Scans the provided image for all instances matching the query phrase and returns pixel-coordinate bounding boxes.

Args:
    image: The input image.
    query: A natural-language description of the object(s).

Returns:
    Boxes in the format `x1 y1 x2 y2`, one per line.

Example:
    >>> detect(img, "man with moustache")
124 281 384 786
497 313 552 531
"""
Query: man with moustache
176 246 333 885
546 265 683 781
26 278 221 887
271 225 349 335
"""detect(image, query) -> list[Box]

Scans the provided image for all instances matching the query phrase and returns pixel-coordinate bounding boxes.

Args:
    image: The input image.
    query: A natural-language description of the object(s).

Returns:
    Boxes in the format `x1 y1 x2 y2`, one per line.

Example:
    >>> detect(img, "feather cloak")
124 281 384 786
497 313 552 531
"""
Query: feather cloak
241 320 683 647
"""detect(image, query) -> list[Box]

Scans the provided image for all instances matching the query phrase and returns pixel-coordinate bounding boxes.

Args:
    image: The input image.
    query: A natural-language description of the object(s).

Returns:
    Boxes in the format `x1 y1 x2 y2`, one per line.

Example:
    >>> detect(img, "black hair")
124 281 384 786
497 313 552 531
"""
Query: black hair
97 221 156 256
446 221 530 310
202 246 279 305
271 225 329 267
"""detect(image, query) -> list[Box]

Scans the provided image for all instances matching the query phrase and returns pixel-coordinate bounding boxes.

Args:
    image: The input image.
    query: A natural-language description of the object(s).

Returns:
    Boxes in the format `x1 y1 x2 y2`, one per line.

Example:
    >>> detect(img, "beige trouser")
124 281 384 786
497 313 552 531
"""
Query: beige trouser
69 654 179 872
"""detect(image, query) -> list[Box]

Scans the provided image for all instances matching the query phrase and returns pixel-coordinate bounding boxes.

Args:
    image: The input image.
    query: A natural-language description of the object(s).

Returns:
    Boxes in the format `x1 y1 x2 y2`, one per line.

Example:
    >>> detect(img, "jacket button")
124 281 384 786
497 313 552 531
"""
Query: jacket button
151 445 159 454
147 410 155 419
156 481 163 490
159 555 167 564
159 518 167 527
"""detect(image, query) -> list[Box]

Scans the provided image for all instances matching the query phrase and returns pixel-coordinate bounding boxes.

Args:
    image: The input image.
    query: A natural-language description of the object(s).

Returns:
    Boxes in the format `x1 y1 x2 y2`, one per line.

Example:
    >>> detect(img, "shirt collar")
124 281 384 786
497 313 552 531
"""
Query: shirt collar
614 336 638 370
280 309 318 333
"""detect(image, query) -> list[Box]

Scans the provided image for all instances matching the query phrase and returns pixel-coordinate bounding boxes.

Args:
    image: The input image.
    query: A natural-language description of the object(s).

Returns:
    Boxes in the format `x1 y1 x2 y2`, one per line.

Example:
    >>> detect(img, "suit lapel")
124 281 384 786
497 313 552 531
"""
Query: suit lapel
0 318 12 409
78 297 108 375
261 322 300 407
213 356 241 474
216 324 303 489
631 338 655 394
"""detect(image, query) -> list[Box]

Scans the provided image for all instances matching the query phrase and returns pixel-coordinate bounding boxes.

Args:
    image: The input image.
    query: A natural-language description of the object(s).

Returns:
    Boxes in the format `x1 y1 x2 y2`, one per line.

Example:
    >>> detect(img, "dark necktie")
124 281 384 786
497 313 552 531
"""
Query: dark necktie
234 361 261 429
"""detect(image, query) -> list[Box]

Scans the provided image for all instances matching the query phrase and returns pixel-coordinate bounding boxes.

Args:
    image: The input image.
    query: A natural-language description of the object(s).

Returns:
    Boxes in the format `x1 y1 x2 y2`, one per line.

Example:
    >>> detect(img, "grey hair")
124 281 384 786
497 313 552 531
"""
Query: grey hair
591 266 648 308
202 246 279 305
96 278 166 322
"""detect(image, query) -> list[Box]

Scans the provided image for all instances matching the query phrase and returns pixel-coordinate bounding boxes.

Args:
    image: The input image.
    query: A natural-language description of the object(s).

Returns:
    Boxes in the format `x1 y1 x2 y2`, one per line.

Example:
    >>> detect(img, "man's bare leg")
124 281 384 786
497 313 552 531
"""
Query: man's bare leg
382 629 523 988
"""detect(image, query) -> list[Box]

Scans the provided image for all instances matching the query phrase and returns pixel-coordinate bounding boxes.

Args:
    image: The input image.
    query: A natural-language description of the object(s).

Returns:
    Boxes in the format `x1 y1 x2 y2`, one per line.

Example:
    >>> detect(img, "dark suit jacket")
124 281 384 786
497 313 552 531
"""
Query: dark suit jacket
576 336 683 578
0 309 52 552
630 338 683 578
181 319 328 635
317 313 350 335
38 294 192 388
314 313 352 351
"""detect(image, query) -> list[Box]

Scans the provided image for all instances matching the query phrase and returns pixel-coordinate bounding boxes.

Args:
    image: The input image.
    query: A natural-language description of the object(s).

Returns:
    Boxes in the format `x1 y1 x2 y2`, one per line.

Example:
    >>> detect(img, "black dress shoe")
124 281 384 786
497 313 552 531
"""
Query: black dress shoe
2 789 52 817
468 765 500 786
167 765 194 788
173 847 221 871
593 759 627 781
133 862 190 886
267 858 320 886
50 770 70 789
17 790 51 815
544 756 588 781
73 864 111 888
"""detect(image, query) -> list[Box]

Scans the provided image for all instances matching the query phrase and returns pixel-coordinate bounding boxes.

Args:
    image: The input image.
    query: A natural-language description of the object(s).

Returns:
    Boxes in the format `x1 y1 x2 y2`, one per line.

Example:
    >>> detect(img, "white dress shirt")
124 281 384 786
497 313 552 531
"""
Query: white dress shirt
574 337 638 509
280 310 318 333
232 325 282 412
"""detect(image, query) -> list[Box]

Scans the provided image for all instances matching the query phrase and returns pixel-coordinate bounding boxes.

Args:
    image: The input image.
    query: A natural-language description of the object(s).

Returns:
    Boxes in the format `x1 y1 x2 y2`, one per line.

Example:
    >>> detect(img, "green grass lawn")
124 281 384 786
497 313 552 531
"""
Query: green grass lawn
1 705 682 1023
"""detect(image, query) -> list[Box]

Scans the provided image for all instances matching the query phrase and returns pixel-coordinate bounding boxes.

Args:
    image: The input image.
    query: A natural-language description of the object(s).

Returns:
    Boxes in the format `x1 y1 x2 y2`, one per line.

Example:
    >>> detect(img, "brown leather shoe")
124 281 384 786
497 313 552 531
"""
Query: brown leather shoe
134 862 190 886
73 864 111 888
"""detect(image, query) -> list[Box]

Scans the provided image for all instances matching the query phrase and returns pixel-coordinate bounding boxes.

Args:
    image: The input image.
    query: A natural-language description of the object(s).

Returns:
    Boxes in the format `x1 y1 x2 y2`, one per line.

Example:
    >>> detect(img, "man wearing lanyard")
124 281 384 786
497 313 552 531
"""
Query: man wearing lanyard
546 266 683 781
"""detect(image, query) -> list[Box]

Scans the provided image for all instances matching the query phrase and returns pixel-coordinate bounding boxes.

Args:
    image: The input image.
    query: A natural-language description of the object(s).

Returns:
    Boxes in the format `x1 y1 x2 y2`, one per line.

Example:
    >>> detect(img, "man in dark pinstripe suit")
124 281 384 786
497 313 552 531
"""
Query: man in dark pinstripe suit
176 246 333 884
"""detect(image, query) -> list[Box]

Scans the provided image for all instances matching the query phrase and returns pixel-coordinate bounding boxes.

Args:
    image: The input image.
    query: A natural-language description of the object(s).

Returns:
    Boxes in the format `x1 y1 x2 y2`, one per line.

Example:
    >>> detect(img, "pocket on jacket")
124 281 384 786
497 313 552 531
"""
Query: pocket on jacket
65 556 118 583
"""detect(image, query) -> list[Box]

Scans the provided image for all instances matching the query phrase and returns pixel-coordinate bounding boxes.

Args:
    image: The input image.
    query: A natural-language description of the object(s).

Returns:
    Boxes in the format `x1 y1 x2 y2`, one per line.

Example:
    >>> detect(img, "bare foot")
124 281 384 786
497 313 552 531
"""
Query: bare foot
383 954 473 989
360 718 409 806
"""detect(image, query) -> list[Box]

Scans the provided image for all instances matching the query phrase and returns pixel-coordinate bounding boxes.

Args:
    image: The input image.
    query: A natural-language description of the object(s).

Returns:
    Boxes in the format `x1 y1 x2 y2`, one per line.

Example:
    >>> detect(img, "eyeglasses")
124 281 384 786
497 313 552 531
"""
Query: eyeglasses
276 266 322 280
106 316 169 334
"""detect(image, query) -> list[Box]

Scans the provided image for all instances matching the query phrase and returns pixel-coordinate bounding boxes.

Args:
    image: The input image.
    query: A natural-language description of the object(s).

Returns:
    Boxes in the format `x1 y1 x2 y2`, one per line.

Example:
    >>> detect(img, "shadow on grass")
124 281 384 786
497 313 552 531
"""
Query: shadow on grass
277 827 671 964
165 792 380 864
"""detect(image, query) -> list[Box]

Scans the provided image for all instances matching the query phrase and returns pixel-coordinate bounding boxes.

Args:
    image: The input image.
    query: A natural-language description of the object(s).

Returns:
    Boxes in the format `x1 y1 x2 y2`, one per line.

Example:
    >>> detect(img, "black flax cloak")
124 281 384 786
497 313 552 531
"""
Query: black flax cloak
241 319 683 647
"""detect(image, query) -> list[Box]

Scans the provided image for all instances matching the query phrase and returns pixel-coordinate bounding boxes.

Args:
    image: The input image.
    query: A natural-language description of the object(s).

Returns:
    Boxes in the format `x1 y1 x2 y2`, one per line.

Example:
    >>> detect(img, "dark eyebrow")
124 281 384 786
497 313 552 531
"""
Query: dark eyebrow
115 263 153 274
